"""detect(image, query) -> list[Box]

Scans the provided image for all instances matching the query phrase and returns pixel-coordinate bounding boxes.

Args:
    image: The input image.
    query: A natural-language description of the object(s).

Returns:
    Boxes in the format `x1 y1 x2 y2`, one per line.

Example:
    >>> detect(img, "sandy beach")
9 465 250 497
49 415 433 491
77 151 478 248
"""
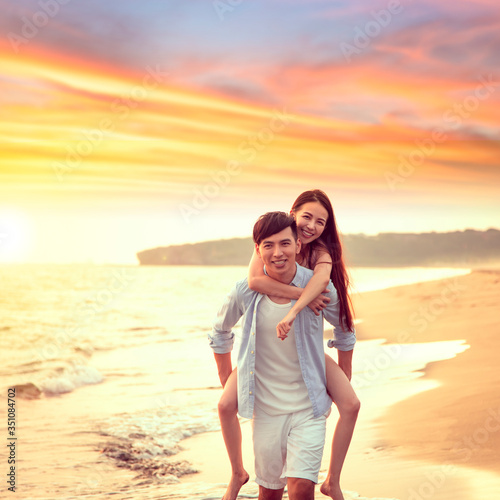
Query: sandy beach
9 266 500 500
178 270 500 499
354 269 500 473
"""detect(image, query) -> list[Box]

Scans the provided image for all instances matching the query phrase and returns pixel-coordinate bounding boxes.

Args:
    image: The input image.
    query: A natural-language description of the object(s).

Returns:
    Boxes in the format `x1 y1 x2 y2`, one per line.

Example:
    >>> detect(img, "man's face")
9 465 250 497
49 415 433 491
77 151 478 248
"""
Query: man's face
255 226 301 283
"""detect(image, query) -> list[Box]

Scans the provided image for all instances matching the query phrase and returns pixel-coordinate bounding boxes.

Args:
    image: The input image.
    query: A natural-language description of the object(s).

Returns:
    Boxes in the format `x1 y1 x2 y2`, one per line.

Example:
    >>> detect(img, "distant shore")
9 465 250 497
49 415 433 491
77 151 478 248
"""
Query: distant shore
136 228 500 267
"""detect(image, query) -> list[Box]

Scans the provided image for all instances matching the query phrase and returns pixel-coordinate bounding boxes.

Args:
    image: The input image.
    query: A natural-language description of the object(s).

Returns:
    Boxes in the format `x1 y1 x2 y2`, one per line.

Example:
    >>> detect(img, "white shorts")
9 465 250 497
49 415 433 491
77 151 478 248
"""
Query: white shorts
252 406 328 490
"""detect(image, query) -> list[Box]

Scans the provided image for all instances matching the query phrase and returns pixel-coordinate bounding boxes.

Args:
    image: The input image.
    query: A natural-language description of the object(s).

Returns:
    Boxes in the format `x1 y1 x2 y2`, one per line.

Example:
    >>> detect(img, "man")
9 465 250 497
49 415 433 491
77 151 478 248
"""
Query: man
209 211 356 500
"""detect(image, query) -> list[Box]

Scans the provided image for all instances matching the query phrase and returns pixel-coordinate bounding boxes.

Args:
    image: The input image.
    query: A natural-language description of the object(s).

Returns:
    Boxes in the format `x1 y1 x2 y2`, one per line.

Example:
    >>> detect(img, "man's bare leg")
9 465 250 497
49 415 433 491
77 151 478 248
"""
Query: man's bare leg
288 477 315 500
218 368 249 500
259 485 284 500
320 356 360 500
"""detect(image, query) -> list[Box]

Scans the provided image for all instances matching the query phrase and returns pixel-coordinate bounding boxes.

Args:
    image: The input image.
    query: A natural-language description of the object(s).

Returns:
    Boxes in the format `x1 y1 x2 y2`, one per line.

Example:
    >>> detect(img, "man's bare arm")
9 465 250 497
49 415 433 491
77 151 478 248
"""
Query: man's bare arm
214 352 233 387
338 349 353 381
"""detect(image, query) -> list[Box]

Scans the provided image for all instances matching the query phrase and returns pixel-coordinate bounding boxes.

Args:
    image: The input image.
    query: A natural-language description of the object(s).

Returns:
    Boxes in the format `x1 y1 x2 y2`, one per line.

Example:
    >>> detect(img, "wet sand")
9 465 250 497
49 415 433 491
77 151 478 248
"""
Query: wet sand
354 269 500 475
13 270 500 499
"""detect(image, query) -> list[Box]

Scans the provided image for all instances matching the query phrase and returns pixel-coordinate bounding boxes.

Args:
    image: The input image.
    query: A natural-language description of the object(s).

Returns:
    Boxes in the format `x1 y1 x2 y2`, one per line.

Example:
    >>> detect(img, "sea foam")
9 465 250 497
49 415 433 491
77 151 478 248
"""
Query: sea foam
97 405 220 483
39 363 104 395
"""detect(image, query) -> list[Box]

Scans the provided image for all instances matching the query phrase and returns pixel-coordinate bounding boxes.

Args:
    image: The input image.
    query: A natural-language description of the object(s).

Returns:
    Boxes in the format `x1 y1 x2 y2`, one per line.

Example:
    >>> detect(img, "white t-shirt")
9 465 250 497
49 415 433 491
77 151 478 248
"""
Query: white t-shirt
254 295 311 416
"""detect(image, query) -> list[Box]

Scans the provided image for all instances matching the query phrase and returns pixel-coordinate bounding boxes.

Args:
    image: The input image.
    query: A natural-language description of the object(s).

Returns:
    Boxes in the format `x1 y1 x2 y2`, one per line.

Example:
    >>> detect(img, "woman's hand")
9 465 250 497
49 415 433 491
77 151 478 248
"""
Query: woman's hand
277 289 330 339
307 290 331 315
277 310 297 340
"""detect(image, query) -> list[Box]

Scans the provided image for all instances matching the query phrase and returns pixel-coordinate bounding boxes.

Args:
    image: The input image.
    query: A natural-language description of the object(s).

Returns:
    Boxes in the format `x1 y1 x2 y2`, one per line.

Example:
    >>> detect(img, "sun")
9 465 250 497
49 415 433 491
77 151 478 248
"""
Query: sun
0 209 31 263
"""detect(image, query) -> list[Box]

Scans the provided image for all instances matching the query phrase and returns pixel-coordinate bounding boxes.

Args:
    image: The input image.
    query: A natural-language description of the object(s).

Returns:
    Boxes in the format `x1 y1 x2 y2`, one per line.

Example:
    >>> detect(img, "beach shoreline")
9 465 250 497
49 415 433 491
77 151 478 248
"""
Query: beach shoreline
353 270 500 474
9 266 500 499
177 269 500 499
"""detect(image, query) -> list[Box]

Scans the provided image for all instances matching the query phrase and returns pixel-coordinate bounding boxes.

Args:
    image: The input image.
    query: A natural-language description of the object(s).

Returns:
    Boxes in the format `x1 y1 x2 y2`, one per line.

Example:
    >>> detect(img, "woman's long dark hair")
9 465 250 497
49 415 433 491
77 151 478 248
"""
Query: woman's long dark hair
291 189 354 332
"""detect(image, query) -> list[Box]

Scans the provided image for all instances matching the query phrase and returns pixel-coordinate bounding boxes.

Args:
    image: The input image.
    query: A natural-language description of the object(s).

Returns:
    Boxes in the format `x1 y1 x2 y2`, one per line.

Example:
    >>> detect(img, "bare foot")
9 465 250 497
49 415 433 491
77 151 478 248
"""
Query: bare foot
320 477 344 500
222 471 249 500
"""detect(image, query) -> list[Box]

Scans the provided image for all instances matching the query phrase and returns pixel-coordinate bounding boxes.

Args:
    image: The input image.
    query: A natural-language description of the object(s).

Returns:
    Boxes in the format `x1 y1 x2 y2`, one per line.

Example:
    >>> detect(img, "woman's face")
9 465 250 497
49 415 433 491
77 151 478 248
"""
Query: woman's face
292 201 328 245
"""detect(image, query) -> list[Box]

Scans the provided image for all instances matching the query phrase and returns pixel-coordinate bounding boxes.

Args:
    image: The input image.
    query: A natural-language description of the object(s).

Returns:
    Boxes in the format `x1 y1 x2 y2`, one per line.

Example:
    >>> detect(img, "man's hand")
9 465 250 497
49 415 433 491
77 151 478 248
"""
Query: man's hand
307 290 331 316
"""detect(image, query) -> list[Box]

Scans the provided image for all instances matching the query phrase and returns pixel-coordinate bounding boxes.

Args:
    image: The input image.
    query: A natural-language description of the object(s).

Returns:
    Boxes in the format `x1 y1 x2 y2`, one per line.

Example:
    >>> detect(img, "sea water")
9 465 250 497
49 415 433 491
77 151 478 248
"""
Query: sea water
0 264 471 499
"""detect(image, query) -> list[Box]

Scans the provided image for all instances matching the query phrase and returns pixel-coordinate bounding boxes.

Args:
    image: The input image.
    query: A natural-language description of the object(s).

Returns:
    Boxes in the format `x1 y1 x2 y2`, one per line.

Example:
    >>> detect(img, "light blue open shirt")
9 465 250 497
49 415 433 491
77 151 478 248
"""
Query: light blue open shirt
209 263 356 420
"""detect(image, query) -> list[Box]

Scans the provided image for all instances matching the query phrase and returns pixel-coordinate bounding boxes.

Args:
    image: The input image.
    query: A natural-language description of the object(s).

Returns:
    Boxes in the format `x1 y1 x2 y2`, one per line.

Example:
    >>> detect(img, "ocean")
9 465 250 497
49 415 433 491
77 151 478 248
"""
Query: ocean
0 264 472 500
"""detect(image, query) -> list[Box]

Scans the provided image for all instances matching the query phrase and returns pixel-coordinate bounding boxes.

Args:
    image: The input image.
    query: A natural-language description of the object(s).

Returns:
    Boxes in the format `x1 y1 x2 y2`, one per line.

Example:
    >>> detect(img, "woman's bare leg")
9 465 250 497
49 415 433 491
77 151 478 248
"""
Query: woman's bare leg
218 368 249 500
320 354 360 500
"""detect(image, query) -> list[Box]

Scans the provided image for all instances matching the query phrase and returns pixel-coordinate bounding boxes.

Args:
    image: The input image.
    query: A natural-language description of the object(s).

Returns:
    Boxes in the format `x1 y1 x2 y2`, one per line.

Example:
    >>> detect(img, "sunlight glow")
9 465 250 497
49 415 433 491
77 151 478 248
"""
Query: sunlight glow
0 210 31 263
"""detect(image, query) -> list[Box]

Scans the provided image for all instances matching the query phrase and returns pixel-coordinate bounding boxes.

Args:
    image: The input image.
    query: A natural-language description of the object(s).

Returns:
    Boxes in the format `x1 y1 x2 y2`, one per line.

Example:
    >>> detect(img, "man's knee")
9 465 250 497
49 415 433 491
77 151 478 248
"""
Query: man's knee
287 477 315 499
259 485 284 500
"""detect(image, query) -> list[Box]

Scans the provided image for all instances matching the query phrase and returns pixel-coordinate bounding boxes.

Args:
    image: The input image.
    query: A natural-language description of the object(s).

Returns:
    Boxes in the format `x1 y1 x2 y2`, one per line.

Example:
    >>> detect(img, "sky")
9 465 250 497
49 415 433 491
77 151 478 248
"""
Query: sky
0 0 499 264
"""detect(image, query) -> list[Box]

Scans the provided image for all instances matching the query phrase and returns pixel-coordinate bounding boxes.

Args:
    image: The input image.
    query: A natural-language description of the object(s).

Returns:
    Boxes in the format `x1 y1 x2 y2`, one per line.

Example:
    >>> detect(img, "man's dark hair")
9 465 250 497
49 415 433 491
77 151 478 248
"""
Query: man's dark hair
253 211 297 245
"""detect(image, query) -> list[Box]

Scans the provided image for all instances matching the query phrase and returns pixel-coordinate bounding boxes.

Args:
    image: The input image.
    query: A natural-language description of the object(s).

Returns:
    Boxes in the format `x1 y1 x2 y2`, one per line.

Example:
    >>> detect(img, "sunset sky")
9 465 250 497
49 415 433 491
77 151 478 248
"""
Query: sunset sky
1 0 499 264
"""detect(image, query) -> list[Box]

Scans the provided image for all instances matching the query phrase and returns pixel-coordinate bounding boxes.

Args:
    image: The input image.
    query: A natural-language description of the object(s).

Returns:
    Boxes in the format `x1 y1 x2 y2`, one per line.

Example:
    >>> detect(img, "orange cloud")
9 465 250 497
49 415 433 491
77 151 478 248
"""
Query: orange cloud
1 33 499 220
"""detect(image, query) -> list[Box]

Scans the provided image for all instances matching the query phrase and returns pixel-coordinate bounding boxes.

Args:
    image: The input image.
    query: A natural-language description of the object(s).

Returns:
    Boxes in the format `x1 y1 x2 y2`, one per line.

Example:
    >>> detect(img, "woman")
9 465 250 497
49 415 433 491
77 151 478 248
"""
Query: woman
218 189 360 500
